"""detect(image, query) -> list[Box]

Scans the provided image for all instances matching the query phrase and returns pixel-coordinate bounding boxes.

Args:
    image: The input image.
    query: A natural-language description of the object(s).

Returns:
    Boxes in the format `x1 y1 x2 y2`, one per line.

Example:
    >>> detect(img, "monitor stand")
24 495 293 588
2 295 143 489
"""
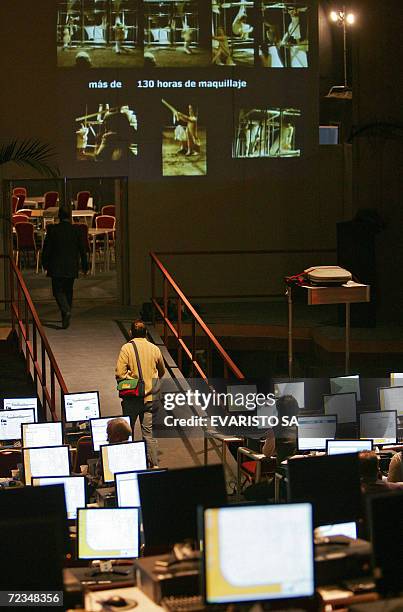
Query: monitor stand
89 560 130 577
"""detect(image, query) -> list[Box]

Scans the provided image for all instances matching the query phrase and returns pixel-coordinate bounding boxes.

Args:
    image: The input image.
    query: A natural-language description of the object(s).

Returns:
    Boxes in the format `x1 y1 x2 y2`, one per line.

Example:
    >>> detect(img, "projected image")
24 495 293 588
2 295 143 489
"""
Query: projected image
75 104 138 161
57 0 143 68
259 2 309 68
144 1 210 67
162 98 207 176
212 1 255 67
233 108 301 158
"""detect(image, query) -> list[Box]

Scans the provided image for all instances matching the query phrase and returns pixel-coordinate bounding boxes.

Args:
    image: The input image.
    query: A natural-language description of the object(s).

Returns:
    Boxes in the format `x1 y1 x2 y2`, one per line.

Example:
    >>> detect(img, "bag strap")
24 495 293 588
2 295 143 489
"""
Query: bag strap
130 340 144 384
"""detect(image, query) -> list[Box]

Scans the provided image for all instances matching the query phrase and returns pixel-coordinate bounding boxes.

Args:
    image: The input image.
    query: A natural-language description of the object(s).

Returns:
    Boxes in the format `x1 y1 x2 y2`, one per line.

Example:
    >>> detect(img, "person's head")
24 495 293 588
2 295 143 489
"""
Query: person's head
58 206 71 222
359 451 380 483
106 417 132 444
75 51 92 69
130 319 147 338
276 394 299 419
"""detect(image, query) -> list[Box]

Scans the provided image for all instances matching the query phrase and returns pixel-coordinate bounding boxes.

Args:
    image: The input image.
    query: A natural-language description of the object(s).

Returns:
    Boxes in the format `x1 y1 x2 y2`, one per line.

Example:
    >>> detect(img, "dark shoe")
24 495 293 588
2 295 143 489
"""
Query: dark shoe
62 312 71 329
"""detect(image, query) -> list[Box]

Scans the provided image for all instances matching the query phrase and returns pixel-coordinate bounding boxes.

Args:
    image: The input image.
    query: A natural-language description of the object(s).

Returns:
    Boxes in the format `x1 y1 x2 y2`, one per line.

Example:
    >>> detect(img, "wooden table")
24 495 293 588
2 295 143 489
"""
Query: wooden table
72 210 96 227
287 282 370 376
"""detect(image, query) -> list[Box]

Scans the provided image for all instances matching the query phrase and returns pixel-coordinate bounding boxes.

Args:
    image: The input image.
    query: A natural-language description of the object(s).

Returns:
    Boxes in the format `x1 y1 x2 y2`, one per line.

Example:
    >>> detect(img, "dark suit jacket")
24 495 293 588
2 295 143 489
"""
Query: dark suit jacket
42 220 88 278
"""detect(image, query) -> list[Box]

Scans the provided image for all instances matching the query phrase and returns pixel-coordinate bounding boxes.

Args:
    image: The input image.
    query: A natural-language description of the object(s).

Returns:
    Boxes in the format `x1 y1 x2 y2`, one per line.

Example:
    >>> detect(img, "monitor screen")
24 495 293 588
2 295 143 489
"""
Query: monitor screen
360 410 397 445
368 491 403 595
22 422 63 448
32 476 85 520
390 373 403 387
0 408 35 441
330 375 361 401
138 464 227 552
115 469 167 508
287 453 362 526
226 385 258 412
315 521 357 540
101 441 147 483
3 397 38 422
202 503 314 604
23 445 70 485
297 415 337 451
78 508 140 560
324 392 357 424
63 391 100 423
274 382 305 408
379 386 403 417
326 439 373 455
90 416 132 452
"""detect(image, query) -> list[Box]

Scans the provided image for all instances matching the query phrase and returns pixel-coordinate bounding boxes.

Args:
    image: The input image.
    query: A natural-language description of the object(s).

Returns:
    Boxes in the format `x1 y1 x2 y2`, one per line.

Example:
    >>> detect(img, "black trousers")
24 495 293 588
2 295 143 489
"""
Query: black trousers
51 277 74 317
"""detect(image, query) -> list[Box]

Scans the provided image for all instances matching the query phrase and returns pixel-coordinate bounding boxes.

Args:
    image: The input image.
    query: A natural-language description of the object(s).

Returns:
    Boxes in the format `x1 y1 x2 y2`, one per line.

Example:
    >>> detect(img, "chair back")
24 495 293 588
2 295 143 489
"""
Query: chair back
43 191 59 210
0 450 22 477
73 436 97 473
16 194 26 210
75 222 91 253
96 215 116 230
12 214 30 225
15 222 36 250
11 195 19 213
101 205 116 217
12 187 27 197
76 191 91 210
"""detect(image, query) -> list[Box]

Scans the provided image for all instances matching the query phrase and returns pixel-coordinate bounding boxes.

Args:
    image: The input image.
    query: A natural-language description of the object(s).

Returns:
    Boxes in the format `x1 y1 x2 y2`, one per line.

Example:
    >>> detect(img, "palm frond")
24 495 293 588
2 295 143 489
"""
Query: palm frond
0 139 59 177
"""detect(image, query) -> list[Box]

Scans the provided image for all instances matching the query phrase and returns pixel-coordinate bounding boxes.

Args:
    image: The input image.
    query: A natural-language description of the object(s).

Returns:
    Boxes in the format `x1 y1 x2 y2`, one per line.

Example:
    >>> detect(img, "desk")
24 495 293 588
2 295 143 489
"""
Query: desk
88 229 110 276
85 587 162 611
287 282 370 376
72 210 96 227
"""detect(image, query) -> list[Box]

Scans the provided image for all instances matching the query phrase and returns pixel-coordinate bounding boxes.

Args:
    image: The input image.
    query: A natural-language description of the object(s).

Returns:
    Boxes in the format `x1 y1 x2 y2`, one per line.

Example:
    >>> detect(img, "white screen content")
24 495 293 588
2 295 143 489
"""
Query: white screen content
315 521 357 540
226 385 258 412
79 508 139 559
205 504 314 603
32 476 85 520
379 387 403 416
116 472 141 508
330 375 361 401
360 411 397 445
4 398 38 422
64 392 100 422
298 415 337 451
274 382 304 408
22 422 63 448
327 440 372 455
24 446 70 483
102 442 147 482
390 373 403 387
90 416 132 452
324 393 356 423
0 408 35 441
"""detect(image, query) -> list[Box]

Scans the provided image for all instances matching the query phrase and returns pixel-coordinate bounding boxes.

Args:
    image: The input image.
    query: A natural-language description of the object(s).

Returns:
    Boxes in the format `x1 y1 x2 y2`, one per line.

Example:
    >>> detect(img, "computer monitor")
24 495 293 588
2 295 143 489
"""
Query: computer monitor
23 445 70 485
378 386 403 417
390 373 403 387
274 381 304 408
101 441 147 483
326 439 373 455
297 415 337 451
201 503 314 605
3 397 38 422
324 392 357 424
0 408 35 442
315 521 357 540
360 410 397 445
115 469 167 508
90 416 132 452
63 391 100 423
287 453 362 526
368 491 403 595
32 475 86 521
22 421 63 448
226 385 258 412
330 375 361 401
138 465 227 553
78 508 140 560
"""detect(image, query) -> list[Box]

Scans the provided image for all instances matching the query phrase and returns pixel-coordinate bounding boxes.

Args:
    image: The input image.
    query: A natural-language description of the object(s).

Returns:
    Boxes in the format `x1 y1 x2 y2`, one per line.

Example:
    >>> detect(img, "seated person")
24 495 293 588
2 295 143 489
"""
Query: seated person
359 451 403 495
387 450 403 483
94 417 132 486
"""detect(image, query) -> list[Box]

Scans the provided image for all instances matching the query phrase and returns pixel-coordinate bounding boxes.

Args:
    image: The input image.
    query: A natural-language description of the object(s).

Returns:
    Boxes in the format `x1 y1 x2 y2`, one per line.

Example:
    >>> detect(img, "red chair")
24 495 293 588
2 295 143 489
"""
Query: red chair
12 187 27 197
95 214 116 263
11 195 19 214
43 191 59 210
16 208 32 217
76 191 91 210
12 214 30 225
0 450 22 477
15 222 40 273
101 205 115 217
16 194 26 210
73 436 97 473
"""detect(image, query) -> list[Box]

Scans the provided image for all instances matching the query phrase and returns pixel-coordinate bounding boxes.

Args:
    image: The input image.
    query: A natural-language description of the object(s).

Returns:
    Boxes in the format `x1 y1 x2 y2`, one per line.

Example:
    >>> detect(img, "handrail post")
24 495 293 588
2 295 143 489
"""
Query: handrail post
33 324 38 391
42 343 47 421
9 259 15 335
177 297 183 372
51 367 56 421
151 257 156 327
25 300 30 375
191 319 196 378
163 277 168 346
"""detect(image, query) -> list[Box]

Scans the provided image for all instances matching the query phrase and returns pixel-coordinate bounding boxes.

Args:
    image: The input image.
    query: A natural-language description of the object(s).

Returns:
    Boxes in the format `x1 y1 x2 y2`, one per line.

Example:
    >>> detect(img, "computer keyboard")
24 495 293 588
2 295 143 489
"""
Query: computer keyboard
161 595 205 612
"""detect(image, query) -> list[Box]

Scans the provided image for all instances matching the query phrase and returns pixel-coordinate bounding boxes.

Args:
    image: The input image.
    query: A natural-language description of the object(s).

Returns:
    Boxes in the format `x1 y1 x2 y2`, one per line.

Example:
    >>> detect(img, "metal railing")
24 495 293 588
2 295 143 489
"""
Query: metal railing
150 252 245 382
1 255 68 420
